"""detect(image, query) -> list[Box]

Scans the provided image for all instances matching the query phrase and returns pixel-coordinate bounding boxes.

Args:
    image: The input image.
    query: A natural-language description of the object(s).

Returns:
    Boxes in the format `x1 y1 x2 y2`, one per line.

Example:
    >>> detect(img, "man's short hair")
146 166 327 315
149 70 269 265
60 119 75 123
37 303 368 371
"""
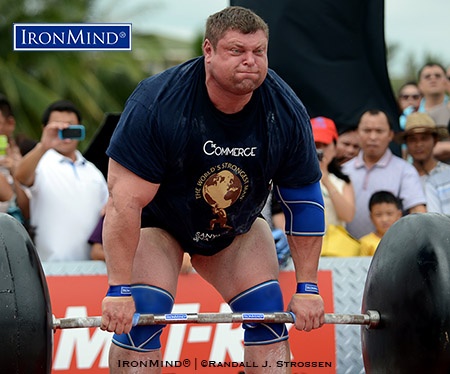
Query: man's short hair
418 62 446 80
204 6 269 50
358 109 393 130
41 100 82 126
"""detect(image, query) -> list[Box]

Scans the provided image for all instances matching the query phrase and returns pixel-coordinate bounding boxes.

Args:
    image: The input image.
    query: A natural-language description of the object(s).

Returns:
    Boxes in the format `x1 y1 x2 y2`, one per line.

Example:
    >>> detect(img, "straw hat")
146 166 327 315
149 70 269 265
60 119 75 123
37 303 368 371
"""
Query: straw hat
400 112 448 142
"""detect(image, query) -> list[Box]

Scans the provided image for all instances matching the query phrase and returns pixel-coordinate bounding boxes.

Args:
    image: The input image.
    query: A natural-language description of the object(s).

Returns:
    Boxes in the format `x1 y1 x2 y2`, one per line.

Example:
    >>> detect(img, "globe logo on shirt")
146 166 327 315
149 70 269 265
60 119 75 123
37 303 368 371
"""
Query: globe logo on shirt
202 170 242 230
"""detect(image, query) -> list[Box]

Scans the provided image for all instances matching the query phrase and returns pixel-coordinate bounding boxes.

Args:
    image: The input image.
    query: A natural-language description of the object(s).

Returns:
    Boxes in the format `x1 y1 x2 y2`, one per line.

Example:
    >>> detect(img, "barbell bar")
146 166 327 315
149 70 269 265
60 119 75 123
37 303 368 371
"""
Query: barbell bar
52 310 381 330
2 212 450 373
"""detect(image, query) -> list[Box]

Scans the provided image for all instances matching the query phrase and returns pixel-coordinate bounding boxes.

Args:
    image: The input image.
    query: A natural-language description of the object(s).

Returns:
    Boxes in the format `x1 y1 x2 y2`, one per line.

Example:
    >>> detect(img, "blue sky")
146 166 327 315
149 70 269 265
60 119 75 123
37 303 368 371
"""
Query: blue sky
92 0 450 78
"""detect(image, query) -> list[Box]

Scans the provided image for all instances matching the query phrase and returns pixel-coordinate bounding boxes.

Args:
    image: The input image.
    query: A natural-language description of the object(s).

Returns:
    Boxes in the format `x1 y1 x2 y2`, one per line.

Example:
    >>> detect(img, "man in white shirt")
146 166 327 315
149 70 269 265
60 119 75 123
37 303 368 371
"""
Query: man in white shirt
15 100 108 261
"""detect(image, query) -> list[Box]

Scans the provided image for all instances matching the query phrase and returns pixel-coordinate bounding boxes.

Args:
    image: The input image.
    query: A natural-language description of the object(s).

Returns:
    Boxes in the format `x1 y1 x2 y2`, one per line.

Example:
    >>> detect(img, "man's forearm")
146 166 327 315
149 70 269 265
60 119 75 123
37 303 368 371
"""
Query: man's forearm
14 143 47 186
103 203 142 285
287 235 322 283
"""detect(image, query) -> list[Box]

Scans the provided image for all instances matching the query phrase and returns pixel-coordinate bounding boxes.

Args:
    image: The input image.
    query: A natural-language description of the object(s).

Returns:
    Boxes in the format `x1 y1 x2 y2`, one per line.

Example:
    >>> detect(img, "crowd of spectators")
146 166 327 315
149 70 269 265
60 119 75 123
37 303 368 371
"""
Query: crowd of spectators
1 62 449 264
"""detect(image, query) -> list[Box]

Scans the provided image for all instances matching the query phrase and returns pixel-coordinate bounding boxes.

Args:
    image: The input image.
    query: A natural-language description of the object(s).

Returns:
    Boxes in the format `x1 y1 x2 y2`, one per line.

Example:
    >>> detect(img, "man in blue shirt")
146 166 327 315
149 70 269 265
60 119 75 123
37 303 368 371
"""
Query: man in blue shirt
101 6 326 372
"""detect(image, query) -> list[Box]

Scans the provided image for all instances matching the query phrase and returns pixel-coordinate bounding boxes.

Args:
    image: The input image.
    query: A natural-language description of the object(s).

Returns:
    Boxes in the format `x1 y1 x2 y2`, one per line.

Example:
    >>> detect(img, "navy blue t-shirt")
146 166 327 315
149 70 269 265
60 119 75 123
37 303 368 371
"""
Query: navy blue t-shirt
107 57 320 255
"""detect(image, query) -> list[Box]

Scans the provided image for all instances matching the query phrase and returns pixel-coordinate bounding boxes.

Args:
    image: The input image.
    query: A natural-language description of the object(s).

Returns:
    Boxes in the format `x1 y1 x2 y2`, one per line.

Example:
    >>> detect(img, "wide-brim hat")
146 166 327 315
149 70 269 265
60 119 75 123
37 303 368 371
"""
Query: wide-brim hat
397 112 448 143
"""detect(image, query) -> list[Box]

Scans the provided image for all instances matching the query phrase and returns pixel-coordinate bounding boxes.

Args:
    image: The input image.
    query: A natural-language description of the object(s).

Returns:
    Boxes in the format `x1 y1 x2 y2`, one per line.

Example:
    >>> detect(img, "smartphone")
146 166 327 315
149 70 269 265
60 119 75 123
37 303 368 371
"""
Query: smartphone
58 125 85 141
0 135 8 156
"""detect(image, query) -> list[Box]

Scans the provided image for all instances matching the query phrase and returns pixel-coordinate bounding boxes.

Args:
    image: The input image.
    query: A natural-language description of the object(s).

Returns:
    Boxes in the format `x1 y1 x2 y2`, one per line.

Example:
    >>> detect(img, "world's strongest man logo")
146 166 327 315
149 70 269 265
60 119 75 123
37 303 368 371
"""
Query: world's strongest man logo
195 163 249 231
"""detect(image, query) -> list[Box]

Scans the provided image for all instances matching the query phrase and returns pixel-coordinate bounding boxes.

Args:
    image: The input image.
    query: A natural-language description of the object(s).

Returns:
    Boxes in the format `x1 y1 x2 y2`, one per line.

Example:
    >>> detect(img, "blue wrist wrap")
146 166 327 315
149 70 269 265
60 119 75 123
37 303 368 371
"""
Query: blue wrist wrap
296 282 319 295
106 285 132 297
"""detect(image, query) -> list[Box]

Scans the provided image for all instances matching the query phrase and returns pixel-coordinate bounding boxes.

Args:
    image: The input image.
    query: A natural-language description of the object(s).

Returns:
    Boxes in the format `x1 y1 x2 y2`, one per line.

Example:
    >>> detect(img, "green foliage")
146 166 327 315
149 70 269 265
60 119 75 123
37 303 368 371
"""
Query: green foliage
192 32 204 58
2 1 443 151
0 0 192 151
390 52 447 95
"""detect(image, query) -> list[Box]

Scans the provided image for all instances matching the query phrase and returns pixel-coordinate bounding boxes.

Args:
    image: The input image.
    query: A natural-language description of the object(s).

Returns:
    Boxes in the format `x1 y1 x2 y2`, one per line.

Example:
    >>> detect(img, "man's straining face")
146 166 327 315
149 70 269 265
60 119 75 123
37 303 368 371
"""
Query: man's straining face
203 29 268 96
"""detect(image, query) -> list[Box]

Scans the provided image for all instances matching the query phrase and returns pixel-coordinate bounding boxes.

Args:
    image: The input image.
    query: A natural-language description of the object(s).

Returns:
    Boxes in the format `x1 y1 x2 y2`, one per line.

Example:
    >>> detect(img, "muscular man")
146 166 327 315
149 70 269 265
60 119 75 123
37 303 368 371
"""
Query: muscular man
101 6 325 373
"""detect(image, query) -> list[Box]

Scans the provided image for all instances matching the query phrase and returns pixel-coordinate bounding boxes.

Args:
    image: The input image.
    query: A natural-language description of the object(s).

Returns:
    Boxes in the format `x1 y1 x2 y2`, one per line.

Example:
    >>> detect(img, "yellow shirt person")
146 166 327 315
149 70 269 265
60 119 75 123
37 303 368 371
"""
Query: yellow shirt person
359 191 403 256
359 232 381 256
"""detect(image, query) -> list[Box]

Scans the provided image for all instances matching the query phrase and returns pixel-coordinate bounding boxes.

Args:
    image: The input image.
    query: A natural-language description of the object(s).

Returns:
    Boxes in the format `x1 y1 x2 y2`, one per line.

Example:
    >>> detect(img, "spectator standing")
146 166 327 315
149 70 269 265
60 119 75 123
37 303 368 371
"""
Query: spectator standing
335 126 360 166
397 81 422 115
310 117 358 256
342 109 426 239
397 82 422 159
359 191 402 256
417 63 450 162
402 112 450 214
0 94 31 224
0 94 23 169
403 112 450 184
418 62 450 127
15 100 108 261
425 164 450 214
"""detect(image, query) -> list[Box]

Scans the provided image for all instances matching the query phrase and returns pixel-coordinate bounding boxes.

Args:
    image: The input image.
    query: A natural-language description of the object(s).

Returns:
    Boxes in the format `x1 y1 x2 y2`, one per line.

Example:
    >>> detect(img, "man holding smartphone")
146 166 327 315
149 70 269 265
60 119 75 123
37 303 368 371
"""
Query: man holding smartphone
15 100 108 261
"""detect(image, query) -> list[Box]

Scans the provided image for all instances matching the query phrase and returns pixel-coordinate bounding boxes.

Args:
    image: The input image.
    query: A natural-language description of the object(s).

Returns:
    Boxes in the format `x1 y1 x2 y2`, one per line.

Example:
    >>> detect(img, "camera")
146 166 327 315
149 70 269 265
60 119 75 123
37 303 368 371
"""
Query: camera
58 125 85 141
316 149 324 161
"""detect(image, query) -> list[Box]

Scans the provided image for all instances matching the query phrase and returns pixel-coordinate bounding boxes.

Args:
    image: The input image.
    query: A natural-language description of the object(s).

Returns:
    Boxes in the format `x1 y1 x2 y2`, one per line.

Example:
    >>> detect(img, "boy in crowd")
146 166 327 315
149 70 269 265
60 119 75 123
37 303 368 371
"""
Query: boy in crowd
359 191 402 256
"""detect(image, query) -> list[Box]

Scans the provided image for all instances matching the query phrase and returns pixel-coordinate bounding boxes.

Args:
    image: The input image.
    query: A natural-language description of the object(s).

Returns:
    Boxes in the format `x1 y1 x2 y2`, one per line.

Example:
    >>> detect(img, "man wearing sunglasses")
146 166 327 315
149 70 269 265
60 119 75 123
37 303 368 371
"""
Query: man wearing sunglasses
398 82 422 115
417 63 450 163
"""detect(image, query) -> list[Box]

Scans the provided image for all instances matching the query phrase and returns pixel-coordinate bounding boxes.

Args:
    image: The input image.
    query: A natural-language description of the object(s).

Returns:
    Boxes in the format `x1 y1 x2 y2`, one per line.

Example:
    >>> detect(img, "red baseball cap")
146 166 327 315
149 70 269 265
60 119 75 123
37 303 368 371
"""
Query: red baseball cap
310 116 338 144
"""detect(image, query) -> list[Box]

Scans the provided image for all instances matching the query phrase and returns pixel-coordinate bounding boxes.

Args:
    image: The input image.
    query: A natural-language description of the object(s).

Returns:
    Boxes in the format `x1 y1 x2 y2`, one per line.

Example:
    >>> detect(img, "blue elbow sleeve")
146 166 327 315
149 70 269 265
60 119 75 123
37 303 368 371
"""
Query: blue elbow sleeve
274 182 325 236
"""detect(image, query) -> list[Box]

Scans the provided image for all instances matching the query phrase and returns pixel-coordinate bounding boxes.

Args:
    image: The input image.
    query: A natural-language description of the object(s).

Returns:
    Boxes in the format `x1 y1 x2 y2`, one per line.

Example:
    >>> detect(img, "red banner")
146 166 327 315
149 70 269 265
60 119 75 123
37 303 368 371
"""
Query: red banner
48 271 335 373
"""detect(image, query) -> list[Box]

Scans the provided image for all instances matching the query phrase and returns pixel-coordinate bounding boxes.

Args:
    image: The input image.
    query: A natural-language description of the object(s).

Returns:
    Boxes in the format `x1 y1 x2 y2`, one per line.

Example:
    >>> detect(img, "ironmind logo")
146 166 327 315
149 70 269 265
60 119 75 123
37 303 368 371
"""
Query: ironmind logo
13 23 132 51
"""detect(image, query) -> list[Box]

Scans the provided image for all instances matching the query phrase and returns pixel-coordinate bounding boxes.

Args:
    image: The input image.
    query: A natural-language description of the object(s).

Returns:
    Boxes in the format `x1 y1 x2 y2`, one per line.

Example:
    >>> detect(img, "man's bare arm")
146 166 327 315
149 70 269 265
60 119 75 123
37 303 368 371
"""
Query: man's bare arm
103 158 159 285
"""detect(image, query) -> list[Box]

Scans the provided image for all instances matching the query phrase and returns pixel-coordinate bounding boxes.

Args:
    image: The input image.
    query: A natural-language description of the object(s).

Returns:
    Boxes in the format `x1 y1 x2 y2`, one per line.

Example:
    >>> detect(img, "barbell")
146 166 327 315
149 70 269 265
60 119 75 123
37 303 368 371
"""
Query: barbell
1 212 450 373
53 310 380 329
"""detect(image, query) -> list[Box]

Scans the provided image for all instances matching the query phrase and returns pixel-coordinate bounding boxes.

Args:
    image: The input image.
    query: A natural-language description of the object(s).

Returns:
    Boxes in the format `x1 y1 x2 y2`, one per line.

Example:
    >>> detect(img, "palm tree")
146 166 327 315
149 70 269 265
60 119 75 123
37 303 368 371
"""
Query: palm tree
0 0 195 151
